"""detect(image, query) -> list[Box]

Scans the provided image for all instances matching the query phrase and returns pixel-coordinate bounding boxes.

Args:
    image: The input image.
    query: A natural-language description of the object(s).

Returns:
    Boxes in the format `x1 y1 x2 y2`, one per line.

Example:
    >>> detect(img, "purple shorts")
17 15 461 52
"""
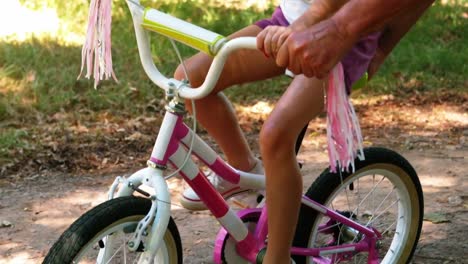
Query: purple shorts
255 7 380 93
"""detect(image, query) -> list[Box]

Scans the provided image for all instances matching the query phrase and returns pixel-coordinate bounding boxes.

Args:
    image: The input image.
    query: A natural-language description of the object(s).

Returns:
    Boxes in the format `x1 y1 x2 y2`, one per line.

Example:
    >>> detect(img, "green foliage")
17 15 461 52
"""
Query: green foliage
0 0 466 121
368 1 468 93
0 129 29 158
1 0 276 120
1 0 466 169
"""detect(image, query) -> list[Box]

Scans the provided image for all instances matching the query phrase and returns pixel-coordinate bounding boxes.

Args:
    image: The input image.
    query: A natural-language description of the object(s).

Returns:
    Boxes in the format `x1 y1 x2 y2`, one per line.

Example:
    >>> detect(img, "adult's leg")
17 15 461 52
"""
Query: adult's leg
259 75 326 264
174 25 285 170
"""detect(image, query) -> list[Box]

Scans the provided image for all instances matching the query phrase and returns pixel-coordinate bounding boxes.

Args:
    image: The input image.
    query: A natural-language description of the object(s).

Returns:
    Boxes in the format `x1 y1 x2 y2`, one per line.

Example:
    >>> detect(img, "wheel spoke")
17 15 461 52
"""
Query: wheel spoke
122 233 127 264
380 220 397 236
351 175 386 219
372 174 375 220
318 222 341 234
367 198 399 227
357 177 361 220
338 170 353 217
349 191 399 245
105 242 124 264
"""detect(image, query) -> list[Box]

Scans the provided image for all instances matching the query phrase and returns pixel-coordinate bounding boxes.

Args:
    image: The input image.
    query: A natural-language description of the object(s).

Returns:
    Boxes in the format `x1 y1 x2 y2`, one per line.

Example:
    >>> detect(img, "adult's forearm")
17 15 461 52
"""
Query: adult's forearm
333 0 435 39
290 0 349 31
377 0 434 54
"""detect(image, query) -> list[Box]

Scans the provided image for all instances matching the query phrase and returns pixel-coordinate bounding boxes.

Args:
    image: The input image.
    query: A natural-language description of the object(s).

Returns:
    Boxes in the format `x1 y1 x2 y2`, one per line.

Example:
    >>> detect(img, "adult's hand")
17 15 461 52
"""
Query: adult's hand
276 18 358 78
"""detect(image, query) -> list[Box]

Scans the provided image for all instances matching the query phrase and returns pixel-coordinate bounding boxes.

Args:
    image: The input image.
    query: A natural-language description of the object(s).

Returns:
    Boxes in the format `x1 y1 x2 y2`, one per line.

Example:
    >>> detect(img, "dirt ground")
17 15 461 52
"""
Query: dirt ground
0 95 467 263
1 148 467 264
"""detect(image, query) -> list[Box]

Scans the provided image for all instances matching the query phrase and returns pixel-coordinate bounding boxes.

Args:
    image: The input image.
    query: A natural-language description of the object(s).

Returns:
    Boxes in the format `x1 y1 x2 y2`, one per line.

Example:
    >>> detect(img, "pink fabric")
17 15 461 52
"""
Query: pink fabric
327 63 364 172
79 0 117 87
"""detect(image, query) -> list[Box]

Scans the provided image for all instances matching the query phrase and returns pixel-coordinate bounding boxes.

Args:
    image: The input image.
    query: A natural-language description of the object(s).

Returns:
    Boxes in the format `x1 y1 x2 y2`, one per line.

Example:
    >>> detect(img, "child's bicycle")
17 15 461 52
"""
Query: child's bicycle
43 1 424 263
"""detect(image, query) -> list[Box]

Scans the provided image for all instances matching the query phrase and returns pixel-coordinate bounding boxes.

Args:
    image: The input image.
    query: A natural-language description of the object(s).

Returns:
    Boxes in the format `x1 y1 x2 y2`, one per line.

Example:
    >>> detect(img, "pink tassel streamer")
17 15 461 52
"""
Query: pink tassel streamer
78 0 117 88
326 63 365 173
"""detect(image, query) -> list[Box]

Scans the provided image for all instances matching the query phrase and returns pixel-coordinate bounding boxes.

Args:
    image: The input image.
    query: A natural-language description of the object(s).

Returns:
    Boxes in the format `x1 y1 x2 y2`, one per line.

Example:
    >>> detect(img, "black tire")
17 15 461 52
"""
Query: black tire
293 147 424 264
43 196 183 264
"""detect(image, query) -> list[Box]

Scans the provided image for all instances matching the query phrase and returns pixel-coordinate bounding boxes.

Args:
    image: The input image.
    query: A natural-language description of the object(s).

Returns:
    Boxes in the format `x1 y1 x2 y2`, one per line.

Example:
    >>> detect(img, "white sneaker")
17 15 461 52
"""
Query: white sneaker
180 159 264 210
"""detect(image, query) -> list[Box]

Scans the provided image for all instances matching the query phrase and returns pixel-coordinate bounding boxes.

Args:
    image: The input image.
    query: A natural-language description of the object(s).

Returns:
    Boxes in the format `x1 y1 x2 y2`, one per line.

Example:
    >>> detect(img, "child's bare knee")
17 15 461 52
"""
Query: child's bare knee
260 123 291 158
174 63 203 87
174 63 189 81
174 53 211 87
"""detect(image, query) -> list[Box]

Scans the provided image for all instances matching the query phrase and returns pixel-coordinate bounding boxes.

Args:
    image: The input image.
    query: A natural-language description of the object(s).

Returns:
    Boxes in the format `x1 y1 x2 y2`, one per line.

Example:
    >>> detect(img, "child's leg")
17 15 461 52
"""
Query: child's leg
174 25 285 171
260 75 325 264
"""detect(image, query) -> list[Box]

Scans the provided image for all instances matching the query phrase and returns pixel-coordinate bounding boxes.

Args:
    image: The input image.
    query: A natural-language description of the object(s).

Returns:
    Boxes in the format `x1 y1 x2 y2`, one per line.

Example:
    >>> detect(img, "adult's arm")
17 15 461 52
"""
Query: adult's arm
334 0 433 39
276 0 435 78
289 0 349 31
367 0 434 79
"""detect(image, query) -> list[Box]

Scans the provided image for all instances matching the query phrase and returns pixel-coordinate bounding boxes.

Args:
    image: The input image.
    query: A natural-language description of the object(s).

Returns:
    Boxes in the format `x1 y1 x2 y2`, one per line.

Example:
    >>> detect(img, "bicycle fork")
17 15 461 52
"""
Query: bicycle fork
105 167 172 264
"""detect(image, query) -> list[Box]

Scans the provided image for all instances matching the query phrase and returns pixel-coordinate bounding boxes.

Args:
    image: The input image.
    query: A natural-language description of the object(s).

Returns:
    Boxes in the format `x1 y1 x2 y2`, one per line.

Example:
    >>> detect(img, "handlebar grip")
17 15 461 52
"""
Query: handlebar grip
142 8 227 56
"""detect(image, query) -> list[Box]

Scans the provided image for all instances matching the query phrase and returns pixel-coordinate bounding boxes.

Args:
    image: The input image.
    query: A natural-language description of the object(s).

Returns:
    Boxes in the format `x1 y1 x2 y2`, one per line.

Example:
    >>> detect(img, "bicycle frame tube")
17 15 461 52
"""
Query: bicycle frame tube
149 111 265 190
146 109 264 262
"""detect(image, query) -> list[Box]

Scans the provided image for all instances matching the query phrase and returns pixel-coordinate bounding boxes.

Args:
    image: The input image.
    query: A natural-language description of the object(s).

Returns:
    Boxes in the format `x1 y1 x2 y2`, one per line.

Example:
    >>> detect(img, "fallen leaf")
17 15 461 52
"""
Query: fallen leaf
423 212 450 224
448 196 463 206
1 220 12 228
125 132 150 142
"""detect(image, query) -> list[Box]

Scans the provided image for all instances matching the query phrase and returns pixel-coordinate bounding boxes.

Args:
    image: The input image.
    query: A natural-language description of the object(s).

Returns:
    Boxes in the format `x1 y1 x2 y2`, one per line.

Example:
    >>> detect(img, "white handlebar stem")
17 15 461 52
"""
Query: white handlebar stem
126 0 258 100
126 1 171 90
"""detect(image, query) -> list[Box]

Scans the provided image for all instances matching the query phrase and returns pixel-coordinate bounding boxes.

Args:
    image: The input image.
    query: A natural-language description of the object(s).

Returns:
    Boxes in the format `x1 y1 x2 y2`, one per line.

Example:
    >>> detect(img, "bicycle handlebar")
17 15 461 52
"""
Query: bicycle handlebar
126 0 258 100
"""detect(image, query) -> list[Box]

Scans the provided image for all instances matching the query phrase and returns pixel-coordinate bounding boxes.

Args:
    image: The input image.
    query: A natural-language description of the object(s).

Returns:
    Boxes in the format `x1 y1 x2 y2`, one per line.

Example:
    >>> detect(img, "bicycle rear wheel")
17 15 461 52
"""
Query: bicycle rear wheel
293 147 423 264
43 196 182 264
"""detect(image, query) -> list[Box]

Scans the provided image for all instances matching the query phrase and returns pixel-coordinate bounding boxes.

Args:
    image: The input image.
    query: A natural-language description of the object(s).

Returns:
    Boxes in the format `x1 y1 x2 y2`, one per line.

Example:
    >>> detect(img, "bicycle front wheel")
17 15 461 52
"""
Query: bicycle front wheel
294 147 424 264
43 196 182 264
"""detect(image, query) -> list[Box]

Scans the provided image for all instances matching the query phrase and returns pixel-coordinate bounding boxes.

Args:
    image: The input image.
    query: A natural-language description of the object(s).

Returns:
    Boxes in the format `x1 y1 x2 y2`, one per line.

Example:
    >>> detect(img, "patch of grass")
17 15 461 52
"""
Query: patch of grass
2 1 466 120
0 1 467 167
368 1 468 94
1 0 276 120
0 129 29 158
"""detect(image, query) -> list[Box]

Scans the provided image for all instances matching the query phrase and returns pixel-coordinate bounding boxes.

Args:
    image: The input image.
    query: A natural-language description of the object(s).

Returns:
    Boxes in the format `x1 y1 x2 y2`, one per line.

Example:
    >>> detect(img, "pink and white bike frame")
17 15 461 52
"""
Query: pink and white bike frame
140 108 381 263
151 109 265 262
